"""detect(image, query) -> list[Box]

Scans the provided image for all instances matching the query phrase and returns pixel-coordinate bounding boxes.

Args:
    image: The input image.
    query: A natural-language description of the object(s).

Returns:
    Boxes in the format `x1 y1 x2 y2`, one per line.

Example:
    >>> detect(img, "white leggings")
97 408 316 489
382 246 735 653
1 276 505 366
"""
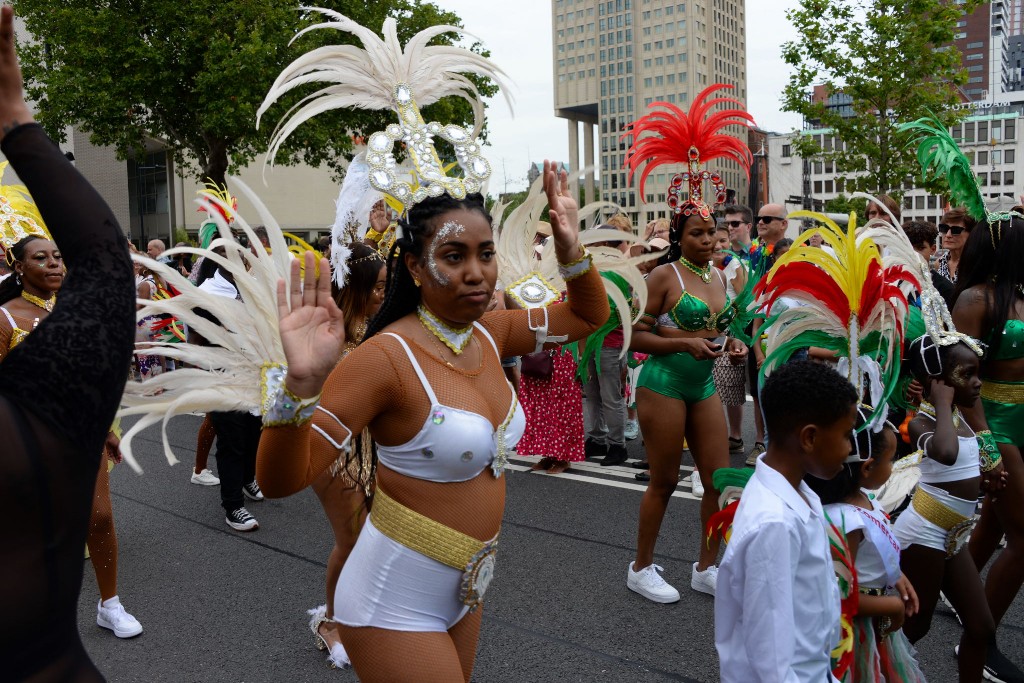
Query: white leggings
333 516 470 632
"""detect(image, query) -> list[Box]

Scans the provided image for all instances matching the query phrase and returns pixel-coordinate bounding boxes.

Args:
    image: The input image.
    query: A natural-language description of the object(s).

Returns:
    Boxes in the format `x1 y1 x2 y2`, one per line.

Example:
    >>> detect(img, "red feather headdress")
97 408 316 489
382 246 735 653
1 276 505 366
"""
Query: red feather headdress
621 84 754 219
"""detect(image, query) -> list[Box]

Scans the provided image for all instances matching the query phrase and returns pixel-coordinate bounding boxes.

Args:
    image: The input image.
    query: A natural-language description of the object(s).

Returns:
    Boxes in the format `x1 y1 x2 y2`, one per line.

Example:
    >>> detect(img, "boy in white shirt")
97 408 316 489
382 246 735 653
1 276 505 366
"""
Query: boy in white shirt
715 360 858 682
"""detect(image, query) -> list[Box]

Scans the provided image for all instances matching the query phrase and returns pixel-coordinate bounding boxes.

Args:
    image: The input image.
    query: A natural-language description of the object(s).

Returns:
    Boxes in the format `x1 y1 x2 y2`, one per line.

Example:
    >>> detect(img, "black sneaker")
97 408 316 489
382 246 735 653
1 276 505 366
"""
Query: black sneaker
600 444 629 467
243 480 264 501
985 646 1024 683
584 439 607 460
225 507 259 532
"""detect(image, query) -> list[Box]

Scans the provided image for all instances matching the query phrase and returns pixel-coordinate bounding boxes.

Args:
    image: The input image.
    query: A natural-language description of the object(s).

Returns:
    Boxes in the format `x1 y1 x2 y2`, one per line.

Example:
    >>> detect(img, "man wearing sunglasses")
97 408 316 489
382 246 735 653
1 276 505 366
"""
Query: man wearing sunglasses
724 204 753 262
935 207 976 284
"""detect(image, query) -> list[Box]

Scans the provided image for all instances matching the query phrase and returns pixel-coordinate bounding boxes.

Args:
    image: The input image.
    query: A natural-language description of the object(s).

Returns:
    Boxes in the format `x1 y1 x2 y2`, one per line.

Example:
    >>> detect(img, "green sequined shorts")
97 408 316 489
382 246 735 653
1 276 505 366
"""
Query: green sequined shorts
636 351 716 404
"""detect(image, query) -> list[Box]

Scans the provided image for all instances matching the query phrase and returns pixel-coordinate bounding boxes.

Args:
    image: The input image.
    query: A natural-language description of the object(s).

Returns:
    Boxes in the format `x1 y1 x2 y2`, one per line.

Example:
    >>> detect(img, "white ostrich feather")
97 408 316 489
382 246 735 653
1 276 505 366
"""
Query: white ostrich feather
117 178 294 472
257 8 513 164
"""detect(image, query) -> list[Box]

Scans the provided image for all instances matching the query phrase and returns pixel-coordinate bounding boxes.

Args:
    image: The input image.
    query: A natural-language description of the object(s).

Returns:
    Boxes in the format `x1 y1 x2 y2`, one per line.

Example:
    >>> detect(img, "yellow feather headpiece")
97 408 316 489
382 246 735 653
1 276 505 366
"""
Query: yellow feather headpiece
0 161 51 259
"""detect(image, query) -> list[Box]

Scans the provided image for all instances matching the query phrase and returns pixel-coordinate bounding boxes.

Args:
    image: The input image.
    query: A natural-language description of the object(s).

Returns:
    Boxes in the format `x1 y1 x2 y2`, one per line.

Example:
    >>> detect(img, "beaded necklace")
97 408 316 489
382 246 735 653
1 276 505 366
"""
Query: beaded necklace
678 255 712 283
917 400 962 430
21 291 55 312
417 304 473 354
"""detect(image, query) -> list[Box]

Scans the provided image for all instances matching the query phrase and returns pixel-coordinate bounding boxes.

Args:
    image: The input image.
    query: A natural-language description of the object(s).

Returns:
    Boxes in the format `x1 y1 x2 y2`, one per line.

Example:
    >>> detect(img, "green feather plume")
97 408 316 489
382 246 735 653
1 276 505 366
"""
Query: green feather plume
898 111 986 221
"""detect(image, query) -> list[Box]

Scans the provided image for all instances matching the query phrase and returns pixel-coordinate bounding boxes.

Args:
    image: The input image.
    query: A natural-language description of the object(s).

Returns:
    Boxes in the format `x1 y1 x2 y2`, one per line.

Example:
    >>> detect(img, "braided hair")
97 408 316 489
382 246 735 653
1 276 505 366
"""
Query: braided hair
0 236 41 305
364 192 492 340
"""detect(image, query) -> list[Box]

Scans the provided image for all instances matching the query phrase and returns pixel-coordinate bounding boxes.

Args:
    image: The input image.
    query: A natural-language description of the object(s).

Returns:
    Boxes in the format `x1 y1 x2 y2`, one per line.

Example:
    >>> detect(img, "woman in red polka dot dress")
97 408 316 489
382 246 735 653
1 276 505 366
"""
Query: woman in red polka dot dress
518 344 584 473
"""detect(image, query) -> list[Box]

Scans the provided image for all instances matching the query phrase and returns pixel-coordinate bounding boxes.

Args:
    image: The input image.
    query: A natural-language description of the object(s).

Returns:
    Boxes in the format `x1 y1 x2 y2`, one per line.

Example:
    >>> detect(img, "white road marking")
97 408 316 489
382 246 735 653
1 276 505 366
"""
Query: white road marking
508 455 699 500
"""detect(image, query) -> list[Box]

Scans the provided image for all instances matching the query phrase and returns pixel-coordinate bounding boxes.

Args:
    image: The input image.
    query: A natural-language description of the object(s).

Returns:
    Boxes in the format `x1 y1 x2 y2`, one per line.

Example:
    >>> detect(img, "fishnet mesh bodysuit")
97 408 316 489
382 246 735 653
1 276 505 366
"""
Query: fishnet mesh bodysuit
0 124 135 682
257 269 607 681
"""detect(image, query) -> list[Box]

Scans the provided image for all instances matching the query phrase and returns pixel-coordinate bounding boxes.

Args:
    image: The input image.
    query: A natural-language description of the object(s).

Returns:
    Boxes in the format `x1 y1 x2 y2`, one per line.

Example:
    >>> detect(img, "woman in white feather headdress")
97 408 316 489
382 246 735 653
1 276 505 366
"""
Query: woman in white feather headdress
252 13 607 681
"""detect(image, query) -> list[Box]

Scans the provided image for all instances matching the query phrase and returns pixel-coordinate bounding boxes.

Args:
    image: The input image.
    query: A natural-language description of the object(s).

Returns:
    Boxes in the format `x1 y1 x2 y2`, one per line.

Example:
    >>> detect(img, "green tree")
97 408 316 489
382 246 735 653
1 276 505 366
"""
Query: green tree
823 193 867 217
14 0 496 187
781 0 983 195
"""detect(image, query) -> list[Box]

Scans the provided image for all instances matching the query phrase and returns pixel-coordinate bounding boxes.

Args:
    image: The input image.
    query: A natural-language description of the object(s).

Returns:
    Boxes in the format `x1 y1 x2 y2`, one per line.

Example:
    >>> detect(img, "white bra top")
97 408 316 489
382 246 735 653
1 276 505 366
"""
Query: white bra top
374 324 526 483
918 414 981 484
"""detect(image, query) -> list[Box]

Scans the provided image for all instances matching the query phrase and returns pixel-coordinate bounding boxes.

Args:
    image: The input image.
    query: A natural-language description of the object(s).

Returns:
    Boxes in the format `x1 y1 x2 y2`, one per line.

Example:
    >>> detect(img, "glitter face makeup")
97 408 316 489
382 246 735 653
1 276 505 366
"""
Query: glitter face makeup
426 219 465 287
948 364 969 389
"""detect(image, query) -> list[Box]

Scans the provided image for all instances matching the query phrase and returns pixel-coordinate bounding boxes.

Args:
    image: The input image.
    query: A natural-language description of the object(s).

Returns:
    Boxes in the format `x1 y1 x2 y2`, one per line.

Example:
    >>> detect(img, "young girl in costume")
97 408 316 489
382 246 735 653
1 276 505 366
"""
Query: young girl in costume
895 335 1021 681
624 84 754 602
805 409 925 683
901 112 1024 679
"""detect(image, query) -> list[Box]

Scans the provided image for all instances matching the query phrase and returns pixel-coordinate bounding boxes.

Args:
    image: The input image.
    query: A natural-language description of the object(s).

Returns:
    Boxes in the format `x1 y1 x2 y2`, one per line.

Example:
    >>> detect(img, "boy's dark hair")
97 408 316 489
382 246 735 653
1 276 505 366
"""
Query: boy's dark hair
761 360 858 444
901 220 938 251
774 237 794 252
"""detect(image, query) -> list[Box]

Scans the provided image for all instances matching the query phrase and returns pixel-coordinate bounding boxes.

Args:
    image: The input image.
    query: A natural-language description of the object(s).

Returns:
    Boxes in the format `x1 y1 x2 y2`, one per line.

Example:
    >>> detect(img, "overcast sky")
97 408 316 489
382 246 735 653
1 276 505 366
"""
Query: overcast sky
436 0 804 192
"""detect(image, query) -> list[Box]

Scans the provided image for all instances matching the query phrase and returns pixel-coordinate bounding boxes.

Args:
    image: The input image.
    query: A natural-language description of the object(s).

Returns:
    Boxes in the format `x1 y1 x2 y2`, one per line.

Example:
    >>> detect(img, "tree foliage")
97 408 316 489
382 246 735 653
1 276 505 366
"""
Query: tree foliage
781 0 983 195
14 0 497 187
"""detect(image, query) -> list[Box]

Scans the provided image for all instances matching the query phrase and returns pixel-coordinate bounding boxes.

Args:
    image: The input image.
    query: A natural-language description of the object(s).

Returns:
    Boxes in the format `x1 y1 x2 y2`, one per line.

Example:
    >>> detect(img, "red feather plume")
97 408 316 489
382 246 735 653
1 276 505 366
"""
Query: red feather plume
621 84 755 200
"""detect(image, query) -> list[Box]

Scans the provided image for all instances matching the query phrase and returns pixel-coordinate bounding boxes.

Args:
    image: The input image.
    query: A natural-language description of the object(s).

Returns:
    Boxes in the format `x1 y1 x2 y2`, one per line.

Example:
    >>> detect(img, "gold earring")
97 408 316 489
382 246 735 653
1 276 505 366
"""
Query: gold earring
413 277 421 287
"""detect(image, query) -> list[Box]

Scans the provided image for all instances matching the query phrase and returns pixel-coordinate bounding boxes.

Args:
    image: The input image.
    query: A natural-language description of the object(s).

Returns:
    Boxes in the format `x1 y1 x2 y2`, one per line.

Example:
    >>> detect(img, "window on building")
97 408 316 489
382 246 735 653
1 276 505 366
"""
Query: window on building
915 196 925 209
979 121 988 141
781 144 791 157
992 172 1001 186
1005 170 1015 186
927 196 937 209
952 124 962 140
903 196 913 210
1007 149 1016 164
824 180 833 193
813 161 823 174
978 150 988 165
978 172 987 186
814 180 823 194
993 150 1002 164
1006 120 1016 140
964 123 975 143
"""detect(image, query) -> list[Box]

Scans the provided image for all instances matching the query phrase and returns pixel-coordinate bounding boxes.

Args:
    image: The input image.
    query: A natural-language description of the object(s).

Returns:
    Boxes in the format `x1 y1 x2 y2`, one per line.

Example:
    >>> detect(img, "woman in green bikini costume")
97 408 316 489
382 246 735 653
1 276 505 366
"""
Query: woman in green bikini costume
620 84 754 603
952 214 1022 661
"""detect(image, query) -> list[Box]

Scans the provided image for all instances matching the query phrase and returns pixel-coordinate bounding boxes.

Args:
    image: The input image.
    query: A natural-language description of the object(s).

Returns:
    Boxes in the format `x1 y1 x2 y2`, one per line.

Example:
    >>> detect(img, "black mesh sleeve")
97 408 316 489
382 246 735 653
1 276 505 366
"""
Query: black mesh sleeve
0 123 135 451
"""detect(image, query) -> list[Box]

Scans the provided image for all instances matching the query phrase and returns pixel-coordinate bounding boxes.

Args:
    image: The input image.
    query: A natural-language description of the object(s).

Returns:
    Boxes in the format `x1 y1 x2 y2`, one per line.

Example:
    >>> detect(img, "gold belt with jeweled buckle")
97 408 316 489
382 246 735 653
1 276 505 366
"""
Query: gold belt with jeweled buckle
371 488 498 612
912 487 975 558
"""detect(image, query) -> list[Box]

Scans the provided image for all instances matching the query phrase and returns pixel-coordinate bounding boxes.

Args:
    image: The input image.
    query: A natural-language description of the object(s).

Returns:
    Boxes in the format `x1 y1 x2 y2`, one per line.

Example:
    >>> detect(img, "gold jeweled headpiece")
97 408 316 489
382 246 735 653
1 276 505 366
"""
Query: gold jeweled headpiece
258 10 512 216
0 161 50 262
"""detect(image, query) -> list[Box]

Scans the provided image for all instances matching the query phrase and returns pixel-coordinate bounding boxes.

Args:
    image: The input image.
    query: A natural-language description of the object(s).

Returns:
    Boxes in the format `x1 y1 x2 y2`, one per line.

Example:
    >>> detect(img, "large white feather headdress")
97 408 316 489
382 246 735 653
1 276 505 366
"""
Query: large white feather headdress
258 9 512 208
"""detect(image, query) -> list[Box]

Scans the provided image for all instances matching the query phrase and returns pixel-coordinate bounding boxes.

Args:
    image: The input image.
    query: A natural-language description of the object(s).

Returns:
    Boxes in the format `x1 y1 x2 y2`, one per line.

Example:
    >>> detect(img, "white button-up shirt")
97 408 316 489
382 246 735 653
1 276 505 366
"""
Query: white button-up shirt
715 456 841 682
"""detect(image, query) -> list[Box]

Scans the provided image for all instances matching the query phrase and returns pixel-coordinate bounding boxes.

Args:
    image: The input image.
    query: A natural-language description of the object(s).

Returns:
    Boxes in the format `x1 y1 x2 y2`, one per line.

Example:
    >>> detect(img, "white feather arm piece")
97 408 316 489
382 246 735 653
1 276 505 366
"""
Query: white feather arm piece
257 9 513 164
117 178 297 472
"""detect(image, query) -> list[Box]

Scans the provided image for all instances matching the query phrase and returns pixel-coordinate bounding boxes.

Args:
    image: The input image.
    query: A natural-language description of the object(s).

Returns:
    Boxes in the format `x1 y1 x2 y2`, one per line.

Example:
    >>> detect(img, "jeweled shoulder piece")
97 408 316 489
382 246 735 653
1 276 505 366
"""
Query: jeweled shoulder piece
505 272 560 310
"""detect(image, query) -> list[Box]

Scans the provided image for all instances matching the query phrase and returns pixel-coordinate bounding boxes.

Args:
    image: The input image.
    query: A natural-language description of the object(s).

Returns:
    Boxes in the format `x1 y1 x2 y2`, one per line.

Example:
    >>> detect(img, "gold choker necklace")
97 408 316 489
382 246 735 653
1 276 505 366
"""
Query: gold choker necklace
918 400 961 429
678 256 712 283
21 291 55 312
417 305 473 355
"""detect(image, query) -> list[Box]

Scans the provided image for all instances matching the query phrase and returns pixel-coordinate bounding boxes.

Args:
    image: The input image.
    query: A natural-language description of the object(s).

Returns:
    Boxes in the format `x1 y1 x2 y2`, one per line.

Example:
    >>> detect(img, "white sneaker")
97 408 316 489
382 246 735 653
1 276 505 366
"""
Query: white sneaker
627 561 680 603
190 468 220 486
624 419 640 440
690 470 705 498
96 596 143 638
691 562 718 596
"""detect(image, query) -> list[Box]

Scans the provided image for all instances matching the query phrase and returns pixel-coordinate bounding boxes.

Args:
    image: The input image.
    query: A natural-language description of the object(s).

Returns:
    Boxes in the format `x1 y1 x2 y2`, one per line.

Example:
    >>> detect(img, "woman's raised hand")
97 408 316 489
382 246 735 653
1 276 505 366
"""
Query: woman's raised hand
0 7 34 142
543 160 581 261
277 251 345 398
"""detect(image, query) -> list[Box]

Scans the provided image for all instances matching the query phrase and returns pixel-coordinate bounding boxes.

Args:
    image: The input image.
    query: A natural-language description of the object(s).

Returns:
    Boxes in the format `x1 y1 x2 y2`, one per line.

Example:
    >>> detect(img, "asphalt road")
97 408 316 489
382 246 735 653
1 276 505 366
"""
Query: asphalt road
77 404 1024 682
